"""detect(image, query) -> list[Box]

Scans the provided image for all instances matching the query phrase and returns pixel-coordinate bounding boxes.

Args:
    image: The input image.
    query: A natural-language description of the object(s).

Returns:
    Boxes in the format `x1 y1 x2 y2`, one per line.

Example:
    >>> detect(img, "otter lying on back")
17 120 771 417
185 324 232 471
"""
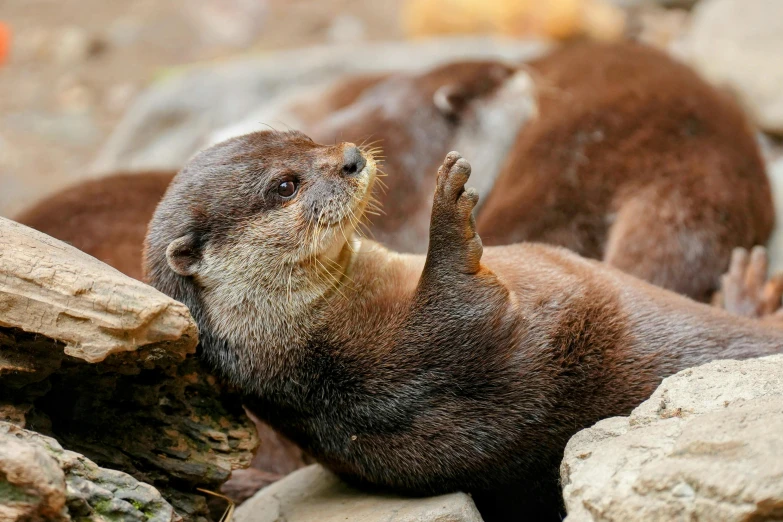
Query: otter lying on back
144 130 783 521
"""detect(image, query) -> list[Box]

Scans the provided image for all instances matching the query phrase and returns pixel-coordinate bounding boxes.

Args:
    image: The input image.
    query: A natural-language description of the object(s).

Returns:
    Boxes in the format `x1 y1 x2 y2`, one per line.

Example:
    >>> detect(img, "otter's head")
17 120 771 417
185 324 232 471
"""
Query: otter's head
144 131 376 378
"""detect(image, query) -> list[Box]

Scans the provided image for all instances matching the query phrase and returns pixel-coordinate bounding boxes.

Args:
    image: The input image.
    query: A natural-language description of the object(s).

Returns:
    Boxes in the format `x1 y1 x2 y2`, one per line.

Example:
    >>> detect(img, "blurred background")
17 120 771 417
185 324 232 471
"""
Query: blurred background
0 0 781 218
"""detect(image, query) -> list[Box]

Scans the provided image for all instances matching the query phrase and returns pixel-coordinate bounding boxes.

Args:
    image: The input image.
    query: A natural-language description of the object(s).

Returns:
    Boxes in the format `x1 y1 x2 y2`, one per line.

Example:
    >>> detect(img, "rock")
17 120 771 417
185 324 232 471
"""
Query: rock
560 354 783 521
91 37 549 175
0 218 258 521
0 216 196 363
680 0 783 134
233 465 483 522
0 421 178 522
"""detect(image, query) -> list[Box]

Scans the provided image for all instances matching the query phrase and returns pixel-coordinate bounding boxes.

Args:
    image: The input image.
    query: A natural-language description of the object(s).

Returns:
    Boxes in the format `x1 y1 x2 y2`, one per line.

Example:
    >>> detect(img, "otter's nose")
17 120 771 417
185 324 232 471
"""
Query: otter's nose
342 146 366 177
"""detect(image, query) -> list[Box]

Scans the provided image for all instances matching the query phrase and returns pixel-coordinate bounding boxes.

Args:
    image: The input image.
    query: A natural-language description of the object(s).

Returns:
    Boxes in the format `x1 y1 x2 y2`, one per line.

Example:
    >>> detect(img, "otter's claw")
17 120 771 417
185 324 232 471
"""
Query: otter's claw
427 152 482 274
713 246 783 320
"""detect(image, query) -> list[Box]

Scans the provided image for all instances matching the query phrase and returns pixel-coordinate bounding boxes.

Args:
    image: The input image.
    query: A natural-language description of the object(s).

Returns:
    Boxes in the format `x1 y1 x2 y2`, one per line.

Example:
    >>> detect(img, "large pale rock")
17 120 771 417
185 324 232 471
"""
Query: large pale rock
0 218 258 520
0 421 177 522
91 37 548 175
0 216 197 363
561 355 783 521
680 0 783 134
234 465 483 522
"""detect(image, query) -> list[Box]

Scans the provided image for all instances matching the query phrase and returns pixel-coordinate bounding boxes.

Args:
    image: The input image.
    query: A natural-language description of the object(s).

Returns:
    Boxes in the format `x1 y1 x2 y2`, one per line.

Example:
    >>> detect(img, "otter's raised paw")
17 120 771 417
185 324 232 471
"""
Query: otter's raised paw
427 152 482 274
713 246 783 320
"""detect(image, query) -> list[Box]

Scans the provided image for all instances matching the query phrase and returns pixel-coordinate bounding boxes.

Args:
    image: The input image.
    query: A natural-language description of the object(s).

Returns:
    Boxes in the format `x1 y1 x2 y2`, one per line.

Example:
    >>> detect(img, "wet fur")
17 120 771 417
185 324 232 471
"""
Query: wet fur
477 41 774 302
145 131 783 521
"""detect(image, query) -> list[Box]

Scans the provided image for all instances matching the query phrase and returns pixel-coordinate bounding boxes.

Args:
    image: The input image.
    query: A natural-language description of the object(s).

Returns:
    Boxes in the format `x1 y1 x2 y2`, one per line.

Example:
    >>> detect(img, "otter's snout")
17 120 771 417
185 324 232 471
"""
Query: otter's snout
341 145 366 177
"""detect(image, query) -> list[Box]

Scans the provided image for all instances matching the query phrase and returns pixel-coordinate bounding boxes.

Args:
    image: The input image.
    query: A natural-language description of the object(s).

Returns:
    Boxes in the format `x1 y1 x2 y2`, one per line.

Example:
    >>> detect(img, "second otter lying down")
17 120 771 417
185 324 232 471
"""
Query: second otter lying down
144 131 783 520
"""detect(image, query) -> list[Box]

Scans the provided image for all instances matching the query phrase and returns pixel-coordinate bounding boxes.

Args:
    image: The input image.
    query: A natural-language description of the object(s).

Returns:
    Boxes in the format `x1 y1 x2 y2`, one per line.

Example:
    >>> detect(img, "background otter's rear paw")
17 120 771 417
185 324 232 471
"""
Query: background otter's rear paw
428 151 482 274
713 246 783 320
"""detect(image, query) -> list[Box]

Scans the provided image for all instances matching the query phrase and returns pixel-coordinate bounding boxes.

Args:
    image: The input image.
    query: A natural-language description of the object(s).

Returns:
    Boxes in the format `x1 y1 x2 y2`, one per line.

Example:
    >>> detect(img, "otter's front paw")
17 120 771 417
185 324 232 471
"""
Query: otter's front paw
713 246 783 320
427 151 482 274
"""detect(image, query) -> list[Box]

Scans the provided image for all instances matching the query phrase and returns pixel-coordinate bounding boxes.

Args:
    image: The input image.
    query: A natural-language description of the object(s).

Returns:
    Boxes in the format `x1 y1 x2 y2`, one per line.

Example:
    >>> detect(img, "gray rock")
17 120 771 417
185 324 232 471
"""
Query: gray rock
680 0 783 134
561 354 783 521
91 37 549 175
233 464 484 522
0 421 178 522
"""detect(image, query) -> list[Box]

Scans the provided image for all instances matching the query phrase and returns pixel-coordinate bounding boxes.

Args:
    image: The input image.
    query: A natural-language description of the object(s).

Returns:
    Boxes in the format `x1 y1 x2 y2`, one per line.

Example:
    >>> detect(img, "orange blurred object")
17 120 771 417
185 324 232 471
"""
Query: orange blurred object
401 0 626 42
0 22 10 65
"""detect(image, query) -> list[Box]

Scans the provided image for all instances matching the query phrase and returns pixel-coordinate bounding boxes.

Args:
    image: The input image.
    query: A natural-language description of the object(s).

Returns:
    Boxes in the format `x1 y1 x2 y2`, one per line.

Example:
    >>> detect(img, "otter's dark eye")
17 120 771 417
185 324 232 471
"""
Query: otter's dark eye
277 179 298 198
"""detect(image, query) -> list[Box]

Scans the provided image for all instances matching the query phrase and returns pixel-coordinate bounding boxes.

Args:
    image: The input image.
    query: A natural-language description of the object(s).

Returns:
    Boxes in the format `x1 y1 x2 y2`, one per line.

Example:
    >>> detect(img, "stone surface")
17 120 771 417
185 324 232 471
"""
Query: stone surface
680 0 783 134
0 216 196 364
91 37 549 175
0 218 258 521
561 354 783 521
0 421 178 522
234 465 483 522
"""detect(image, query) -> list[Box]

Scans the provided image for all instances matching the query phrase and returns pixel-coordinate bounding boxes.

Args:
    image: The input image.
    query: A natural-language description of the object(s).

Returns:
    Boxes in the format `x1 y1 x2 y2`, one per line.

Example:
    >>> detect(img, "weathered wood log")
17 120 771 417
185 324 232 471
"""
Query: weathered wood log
0 217 258 521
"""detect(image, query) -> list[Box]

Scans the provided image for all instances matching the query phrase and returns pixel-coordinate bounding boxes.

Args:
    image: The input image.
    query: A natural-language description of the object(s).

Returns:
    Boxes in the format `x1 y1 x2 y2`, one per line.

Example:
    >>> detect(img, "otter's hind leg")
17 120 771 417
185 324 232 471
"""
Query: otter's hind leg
712 246 783 320
603 192 734 302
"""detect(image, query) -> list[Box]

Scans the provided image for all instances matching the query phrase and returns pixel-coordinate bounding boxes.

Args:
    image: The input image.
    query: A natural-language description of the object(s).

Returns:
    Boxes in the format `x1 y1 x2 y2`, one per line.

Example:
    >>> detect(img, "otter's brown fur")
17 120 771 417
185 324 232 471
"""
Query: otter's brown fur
477 41 774 302
15 172 175 281
144 130 783 521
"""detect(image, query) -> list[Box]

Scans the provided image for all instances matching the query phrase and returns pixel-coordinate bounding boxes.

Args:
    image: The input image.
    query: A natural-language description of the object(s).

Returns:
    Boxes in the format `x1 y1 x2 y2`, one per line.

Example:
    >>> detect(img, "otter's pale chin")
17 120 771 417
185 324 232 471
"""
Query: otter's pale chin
308 156 378 263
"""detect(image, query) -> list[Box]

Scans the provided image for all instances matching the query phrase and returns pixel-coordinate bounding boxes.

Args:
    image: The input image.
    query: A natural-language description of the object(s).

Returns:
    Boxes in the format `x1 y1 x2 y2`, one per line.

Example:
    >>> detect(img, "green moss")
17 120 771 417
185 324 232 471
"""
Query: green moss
0 480 39 504
92 499 113 514
92 499 127 522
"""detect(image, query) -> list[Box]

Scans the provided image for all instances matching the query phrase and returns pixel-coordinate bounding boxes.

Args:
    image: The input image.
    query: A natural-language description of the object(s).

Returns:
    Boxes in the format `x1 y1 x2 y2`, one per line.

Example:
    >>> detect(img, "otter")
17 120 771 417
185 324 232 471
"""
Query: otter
476 41 775 302
144 130 783 520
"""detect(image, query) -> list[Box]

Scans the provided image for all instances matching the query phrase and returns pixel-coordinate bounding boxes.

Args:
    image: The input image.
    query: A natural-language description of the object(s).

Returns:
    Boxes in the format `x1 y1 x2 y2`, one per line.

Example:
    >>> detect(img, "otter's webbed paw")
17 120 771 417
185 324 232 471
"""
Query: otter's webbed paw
426 152 482 275
713 246 783 320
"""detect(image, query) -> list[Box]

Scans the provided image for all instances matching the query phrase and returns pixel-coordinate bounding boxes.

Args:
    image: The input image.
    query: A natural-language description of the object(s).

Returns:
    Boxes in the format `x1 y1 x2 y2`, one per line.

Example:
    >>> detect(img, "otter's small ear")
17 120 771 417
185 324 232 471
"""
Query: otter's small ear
434 85 469 117
166 235 201 277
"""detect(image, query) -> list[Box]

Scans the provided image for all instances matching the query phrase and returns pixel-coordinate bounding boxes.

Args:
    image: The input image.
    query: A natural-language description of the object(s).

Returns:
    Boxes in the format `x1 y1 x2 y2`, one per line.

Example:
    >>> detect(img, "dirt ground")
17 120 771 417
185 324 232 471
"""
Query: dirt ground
0 0 403 217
